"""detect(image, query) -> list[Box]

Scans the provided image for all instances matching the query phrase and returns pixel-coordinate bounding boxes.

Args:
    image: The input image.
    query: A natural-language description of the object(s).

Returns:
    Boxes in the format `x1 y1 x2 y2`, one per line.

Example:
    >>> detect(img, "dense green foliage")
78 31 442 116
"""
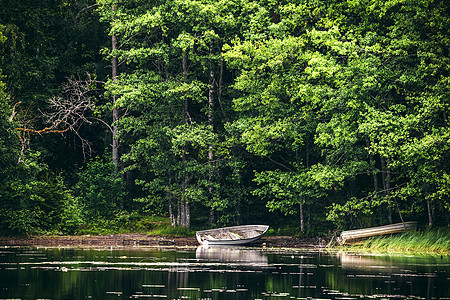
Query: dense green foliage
0 0 448 235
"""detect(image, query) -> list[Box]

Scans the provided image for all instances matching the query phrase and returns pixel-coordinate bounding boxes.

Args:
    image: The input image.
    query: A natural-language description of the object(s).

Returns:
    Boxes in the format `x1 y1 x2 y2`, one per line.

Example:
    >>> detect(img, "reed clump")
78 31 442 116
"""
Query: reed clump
358 228 450 255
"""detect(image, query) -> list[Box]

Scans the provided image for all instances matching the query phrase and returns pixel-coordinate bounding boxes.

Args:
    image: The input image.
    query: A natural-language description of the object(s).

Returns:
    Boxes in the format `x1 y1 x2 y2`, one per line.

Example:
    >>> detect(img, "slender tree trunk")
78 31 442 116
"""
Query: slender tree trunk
427 199 433 227
208 209 215 226
381 157 392 224
167 170 176 226
111 3 120 179
179 50 190 228
177 197 185 227
386 158 393 224
386 157 392 223
160 34 169 80
177 196 181 226
169 204 175 226
111 6 119 167
185 198 190 228
366 139 379 193
236 187 241 225
110 2 121 207
306 146 310 226
217 58 224 113
370 156 378 226
305 147 310 169
207 58 215 225
366 138 378 226
182 51 189 121
178 178 190 228
307 204 311 232
299 196 304 234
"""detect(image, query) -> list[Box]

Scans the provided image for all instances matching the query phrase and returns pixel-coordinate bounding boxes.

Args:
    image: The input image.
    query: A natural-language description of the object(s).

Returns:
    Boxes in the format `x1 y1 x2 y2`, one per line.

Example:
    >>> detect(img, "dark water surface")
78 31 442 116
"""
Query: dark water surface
0 246 448 299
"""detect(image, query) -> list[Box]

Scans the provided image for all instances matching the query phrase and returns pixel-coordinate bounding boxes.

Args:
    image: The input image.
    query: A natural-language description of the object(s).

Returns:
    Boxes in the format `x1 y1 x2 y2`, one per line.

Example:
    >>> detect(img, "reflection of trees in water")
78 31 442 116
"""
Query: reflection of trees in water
337 252 397 270
324 253 396 296
3 248 448 300
167 264 189 299
324 253 447 299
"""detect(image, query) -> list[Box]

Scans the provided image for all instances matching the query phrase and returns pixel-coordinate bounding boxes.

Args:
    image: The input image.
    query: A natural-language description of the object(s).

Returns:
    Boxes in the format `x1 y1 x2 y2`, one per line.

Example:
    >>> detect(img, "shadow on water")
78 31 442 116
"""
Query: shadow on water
0 246 448 299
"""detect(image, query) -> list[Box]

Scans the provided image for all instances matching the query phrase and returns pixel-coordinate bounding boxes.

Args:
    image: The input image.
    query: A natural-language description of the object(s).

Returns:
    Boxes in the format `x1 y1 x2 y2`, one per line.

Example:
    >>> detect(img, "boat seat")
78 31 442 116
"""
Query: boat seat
205 234 217 240
229 232 243 240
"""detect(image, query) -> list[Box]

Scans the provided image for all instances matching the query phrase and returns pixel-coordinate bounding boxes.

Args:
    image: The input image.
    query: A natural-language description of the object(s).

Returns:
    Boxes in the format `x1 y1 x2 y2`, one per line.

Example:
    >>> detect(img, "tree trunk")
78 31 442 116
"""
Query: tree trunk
109 2 121 207
177 50 190 228
386 157 392 223
207 58 215 225
299 196 304 234
179 180 190 228
217 58 224 113
307 204 311 232
111 3 120 179
185 199 190 228
366 138 378 226
236 187 241 225
167 170 176 226
208 209 215 226
366 138 379 193
169 204 176 226
381 157 392 224
177 197 182 226
427 199 433 227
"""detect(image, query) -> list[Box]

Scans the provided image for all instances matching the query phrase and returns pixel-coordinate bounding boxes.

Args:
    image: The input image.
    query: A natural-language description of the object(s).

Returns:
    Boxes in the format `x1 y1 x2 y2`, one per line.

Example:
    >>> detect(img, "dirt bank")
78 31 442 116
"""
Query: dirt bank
0 234 329 249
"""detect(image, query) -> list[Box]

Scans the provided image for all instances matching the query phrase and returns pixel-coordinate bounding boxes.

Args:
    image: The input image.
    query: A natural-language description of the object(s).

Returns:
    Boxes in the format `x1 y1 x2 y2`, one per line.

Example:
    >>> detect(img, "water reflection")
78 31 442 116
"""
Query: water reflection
0 246 448 299
338 252 399 270
195 246 268 265
330 252 450 300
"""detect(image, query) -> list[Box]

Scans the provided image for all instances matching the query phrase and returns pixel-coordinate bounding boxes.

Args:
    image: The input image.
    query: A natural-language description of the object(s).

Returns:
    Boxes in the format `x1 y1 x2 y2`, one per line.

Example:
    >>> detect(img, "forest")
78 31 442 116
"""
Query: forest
0 0 448 236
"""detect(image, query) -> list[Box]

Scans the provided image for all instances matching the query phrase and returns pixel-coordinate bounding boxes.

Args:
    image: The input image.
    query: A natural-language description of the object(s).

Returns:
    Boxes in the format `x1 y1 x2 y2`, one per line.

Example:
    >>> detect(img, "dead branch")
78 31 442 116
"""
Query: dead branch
75 3 99 19
13 74 101 162
9 101 21 122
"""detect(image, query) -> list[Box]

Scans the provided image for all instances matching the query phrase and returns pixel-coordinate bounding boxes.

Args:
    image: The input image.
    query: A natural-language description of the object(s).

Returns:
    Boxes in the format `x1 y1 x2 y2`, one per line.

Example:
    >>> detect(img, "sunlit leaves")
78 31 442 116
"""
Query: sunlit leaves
169 124 216 157
93 0 450 229
253 170 304 216
224 0 449 228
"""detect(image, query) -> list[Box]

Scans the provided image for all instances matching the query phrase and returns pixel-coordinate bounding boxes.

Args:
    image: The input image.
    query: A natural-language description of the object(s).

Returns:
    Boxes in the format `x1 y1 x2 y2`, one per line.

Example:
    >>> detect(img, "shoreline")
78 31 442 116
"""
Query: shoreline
0 234 328 249
2 233 447 255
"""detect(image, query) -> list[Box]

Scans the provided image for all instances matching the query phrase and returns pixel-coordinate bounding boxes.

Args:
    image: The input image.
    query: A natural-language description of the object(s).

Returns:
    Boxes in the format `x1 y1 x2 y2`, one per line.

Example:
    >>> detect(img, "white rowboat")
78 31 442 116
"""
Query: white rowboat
196 225 269 246
338 221 417 244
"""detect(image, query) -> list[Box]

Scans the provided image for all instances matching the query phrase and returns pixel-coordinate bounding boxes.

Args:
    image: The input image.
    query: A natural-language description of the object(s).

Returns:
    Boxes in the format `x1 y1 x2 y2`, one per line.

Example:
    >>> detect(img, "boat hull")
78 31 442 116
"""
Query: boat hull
338 221 417 244
196 225 269 246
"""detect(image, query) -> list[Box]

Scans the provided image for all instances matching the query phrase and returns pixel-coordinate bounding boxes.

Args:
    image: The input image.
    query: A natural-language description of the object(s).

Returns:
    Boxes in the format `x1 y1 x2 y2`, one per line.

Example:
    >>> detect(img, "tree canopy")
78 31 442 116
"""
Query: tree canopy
0 0 448 235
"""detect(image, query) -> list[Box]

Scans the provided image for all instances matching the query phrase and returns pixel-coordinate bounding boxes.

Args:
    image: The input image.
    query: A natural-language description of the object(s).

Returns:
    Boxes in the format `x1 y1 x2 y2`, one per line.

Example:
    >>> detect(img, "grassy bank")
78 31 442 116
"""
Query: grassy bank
340 228 450 255
73 215 196 237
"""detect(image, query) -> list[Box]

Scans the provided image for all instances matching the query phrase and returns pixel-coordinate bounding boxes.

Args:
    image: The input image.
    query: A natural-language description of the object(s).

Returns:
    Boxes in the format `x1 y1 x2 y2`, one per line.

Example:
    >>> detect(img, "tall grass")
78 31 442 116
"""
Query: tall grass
75 215 185 236
147 225 195 237
354 228 450 255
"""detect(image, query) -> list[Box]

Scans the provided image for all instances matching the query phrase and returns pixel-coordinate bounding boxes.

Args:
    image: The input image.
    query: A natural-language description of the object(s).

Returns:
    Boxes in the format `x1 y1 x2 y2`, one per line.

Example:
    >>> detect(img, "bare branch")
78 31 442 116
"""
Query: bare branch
9 102 21 122
266 156 294 172
75 3 99 19
14 74 102 162
88 116 113 133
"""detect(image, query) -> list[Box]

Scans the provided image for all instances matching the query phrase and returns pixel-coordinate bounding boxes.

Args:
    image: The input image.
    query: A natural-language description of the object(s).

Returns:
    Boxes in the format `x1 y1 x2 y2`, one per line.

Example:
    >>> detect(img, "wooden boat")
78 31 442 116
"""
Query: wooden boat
338 221 417 244
196 225 269 246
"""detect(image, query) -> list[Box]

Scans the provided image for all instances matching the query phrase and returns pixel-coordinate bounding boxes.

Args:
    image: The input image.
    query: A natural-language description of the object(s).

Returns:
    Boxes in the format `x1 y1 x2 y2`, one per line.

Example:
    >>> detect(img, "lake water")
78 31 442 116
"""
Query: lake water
0 246 448 299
